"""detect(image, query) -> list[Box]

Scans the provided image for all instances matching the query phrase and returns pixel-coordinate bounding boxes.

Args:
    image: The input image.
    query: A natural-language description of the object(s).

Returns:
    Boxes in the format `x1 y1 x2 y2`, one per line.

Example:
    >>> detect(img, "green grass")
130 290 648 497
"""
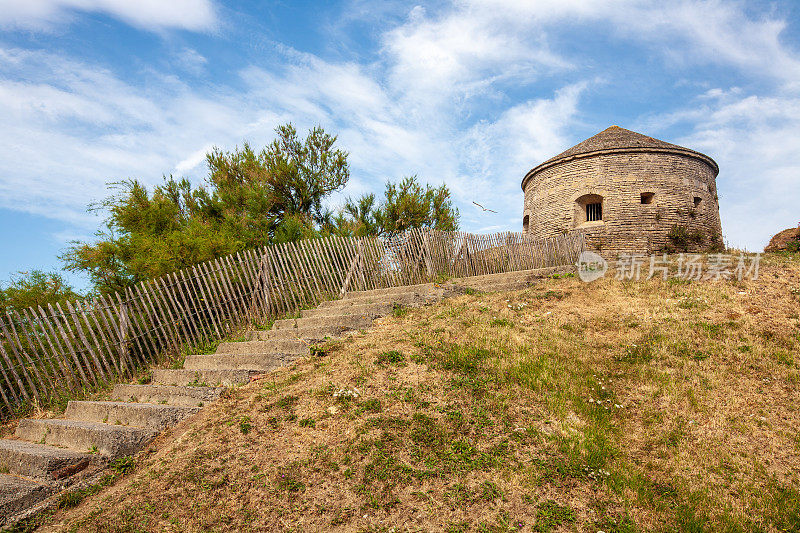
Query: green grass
534 500 576 532
40 256 800 531
239 416 252 434
374 350 406 366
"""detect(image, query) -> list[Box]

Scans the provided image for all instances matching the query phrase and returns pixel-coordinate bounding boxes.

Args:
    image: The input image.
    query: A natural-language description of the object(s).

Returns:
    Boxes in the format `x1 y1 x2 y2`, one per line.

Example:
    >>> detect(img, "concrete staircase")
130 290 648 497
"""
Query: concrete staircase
0 266 563 526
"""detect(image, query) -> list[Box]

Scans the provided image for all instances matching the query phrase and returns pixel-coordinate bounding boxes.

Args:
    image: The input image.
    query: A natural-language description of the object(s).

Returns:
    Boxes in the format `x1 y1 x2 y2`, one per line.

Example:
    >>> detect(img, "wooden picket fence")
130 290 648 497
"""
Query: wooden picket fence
0 229 585 419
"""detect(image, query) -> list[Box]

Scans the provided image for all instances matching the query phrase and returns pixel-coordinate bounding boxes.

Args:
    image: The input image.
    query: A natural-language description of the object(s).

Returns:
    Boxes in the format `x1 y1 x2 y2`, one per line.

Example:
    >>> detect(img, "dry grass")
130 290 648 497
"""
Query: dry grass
32 253 800 532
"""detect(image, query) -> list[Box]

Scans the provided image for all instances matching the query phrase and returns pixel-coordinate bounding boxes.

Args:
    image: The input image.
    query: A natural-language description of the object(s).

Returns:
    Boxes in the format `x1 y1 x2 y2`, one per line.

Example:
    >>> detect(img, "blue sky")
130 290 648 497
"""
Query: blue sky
1 0 799 291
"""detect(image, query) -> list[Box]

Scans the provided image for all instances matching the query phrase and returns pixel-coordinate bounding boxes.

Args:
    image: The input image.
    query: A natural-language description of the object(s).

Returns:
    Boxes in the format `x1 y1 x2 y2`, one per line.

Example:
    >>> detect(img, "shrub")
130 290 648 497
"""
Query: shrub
668 224 704 251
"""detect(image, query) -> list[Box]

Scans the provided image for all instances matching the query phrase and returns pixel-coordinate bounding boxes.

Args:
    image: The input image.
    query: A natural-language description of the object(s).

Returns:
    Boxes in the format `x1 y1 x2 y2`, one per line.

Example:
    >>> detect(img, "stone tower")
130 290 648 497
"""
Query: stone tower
521 126 723 255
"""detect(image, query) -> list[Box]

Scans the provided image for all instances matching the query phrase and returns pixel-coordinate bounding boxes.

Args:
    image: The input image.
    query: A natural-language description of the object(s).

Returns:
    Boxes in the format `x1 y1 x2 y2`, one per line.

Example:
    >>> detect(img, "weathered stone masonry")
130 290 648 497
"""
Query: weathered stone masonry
521 126 723 256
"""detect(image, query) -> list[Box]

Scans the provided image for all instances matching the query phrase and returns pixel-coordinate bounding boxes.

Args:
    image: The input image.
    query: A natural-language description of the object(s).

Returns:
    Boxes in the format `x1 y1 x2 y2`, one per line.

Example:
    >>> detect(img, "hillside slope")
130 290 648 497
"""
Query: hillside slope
36 254 800 532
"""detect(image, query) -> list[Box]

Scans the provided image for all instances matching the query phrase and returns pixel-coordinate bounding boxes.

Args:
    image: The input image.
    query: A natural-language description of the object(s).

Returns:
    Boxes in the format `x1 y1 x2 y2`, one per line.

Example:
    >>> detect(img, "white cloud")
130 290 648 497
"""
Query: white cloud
445 0 800 86
1 0 799 255
0 0 216 32
671 92 800 251
382 2 571 116
0 47 273 228
174 48 208 75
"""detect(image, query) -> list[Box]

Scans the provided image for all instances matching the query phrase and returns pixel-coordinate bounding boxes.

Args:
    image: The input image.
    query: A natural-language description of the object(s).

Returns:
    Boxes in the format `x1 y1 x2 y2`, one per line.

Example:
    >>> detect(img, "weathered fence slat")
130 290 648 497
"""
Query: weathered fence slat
191 264 222 339
205 261 234 334
13 310 57 395
0 336 25 404
65 301 108 384
0 313 39 401
0 229 584 418
41 304 91 387
94 295 132 377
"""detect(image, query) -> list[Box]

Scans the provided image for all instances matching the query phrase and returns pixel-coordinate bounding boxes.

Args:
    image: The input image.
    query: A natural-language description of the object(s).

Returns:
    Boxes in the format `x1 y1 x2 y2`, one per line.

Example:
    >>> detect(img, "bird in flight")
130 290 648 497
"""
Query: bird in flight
472 201 497 213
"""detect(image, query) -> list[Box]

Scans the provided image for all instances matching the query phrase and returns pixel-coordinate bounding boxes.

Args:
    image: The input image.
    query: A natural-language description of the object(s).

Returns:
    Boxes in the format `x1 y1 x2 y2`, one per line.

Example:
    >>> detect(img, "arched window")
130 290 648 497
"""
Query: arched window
575 194 604 224
641 192 655 204
522 214 529 233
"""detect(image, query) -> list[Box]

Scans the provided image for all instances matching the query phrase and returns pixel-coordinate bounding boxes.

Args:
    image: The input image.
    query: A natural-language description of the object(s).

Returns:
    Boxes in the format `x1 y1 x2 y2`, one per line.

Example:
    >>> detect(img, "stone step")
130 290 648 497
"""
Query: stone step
316 291 427 309
0 474 51 526
272 314 373 331
0 440 94 481
15 419 153 458
183 353 289 372
215 339 307 356
455 269 569 292
301 301 395 319
343 282 436 299
249 327 339 341
111 384 222 407
152 368 258 387
64 401 199 432
449 266 568 287
457 277 539 292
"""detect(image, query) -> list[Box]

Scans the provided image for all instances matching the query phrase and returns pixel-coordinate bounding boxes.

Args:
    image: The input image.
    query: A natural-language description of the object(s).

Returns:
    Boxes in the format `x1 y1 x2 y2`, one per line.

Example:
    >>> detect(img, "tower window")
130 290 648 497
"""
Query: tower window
523 214 529 233
586 203 602 222
641 192 655 204
575 194 604 226
693 196 702 208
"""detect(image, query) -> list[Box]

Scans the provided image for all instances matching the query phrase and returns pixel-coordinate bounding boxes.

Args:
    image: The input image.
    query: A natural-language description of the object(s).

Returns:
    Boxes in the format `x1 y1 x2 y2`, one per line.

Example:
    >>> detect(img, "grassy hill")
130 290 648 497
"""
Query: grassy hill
33 253 800 532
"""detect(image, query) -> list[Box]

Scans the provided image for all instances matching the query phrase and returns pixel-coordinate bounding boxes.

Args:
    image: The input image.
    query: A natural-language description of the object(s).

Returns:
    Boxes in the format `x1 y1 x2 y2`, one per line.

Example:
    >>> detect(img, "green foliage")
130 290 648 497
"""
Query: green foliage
61 124 349 293
355 398 383 415
375 350 406 366
391 304 408 318
337 193 382 237
534 500 576 532
111 456 135 475
276 466 306 494
380 176 458 235
299 418 316 428
0 270 80 311
334 175 459 237
57 490 84 509
667 224 704 252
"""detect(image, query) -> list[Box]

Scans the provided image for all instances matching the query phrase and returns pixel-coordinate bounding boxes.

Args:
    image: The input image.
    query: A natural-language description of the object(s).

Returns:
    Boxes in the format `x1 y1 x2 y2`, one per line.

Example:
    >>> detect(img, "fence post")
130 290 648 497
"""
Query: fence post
340 241 364 297
119 302 129 367
422 231 434 279
259 252 271 316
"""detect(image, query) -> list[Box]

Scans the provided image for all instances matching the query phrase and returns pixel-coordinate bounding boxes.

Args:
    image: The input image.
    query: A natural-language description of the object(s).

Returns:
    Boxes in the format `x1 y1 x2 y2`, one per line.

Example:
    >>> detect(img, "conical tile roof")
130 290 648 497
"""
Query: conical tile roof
522 126 718 189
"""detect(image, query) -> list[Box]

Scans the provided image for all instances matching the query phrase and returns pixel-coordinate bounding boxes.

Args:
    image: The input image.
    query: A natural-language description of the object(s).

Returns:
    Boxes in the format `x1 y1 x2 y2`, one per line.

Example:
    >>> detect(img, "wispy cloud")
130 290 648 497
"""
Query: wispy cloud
0 0 217 32
666 91 800 250
0 0 798 254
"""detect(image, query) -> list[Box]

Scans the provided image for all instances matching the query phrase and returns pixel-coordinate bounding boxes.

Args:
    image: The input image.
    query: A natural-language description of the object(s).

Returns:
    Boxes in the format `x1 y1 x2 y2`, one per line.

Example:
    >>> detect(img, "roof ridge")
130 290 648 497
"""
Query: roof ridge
522 126 717 190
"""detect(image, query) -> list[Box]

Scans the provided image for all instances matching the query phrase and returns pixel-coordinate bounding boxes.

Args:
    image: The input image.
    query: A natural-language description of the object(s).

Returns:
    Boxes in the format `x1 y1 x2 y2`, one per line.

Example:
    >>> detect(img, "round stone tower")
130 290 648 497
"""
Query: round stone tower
521 126 723 255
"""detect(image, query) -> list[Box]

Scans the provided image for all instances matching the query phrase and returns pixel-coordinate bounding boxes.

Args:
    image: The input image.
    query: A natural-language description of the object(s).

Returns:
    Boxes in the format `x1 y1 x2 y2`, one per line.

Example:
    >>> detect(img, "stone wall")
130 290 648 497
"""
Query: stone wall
522 150 723 256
